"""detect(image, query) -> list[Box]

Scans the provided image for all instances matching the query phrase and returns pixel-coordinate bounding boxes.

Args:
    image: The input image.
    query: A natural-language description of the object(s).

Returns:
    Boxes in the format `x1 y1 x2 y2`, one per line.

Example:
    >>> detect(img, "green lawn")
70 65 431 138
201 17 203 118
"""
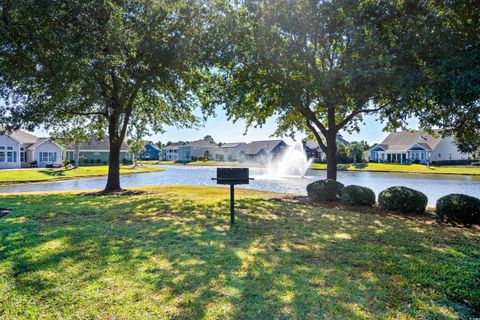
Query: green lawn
0 165 163 184
311 163 480 176
141 160 246 167
0 186 478 319
144 160 480 176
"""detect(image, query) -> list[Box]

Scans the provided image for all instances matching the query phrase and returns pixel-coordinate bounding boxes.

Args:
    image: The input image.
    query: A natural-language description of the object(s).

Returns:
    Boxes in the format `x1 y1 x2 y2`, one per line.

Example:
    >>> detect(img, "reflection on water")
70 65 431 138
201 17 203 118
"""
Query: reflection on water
1 165 479 206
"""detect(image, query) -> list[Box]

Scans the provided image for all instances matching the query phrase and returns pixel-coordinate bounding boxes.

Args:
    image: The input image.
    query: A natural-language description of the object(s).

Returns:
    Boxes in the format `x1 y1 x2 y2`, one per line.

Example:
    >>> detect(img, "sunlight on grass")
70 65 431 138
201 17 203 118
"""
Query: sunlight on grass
0 186 478 319
0 165 163 183
310 163 480 176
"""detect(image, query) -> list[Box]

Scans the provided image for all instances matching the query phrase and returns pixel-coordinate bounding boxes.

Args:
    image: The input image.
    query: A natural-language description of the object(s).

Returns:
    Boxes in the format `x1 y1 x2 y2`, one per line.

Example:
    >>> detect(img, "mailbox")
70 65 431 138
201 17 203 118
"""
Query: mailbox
212 168 253 224
214 168 250 185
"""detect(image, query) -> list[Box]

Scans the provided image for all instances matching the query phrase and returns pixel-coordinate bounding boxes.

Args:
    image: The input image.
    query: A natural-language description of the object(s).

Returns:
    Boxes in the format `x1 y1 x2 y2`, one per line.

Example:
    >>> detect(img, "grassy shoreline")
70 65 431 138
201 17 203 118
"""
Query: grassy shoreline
145 160 480 176
0 186 478 318
0 164 163 185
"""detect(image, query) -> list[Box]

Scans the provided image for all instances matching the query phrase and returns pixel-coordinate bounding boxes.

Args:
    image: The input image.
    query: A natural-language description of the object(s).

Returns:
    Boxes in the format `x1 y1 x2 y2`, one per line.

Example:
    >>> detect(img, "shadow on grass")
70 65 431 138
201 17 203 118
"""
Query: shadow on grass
39 169 67 177
0 192 479 318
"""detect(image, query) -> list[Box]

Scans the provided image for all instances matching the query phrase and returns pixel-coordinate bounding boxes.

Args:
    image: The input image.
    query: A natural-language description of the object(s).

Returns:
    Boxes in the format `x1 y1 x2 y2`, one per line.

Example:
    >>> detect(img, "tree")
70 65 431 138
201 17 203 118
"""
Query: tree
0 0 218 192
51 127 90 167
203 150 211 161
218 0 479 181
346 142 365 164
203 135 215 143
218 0 401 180
456 135 480 160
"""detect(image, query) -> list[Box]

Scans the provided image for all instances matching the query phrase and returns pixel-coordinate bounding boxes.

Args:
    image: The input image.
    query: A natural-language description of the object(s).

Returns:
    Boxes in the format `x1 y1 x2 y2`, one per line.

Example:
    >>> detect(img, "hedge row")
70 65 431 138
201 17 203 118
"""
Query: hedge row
306 180 480 225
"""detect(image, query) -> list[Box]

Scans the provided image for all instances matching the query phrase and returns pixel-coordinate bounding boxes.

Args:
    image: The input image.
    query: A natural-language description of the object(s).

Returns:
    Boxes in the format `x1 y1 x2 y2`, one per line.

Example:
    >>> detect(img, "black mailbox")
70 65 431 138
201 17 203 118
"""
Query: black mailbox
212 168 253 224
215 168 250 185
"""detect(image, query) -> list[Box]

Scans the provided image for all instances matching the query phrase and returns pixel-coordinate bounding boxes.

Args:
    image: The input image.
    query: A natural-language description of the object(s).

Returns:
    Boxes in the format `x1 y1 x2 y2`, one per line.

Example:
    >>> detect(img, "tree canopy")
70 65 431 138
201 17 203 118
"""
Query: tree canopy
0 0 220 191
217 0 479 179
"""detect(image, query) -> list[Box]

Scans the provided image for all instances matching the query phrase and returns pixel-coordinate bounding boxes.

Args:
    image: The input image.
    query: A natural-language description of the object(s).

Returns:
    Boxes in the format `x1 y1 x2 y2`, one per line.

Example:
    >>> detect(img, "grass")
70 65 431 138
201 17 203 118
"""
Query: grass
0 164 163 184
140 160 246 167
310 163 480 176
0 186 478 319
144 160 480 176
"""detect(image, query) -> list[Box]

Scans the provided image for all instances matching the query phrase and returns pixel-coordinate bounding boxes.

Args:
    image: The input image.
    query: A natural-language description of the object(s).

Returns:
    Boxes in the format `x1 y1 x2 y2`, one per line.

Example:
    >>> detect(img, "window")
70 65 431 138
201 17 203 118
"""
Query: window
0 151 4 162
7 151 13 162
0 146 4 150
40 152 56 162
438 153 441 158
20 152 25 162
421 153 424 160
7 146 13 150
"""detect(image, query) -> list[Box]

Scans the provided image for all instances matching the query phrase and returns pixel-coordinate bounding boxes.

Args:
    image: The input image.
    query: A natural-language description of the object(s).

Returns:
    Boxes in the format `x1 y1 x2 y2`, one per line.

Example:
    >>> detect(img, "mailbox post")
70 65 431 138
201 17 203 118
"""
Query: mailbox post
212 168 253 224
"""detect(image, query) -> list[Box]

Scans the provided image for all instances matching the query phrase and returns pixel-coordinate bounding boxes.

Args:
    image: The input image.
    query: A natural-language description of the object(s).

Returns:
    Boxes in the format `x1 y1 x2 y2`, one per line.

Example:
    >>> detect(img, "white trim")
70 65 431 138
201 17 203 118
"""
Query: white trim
28 139 65 150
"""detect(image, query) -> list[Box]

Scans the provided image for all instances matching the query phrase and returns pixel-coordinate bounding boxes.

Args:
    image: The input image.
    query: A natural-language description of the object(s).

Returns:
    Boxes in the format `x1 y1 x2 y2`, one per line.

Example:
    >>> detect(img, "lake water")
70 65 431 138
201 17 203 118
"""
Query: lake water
1 165 479 206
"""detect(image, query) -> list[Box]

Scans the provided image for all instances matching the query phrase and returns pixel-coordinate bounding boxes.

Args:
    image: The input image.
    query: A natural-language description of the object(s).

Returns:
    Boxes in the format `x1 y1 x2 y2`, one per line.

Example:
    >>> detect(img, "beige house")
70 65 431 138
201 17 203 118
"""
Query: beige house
0 130 63 168
370 130 469 164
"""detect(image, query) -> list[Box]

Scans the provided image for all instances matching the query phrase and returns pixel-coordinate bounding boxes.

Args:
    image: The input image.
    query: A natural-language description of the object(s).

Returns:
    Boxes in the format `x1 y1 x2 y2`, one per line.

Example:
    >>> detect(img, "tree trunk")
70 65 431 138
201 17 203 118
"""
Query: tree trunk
74 143 80 167
325 133 338 181
104 136 122 192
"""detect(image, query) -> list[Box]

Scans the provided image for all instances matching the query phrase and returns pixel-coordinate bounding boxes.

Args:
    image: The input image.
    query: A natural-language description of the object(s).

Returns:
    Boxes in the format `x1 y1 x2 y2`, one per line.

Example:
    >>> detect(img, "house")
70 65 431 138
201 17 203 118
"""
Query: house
177 140 221 161
139 142 161 160
216 143 247 161
64 135 130 165
241 140 288 162
0 130 64 169
369 130 469 164
304 135 350 161
161 142 185 161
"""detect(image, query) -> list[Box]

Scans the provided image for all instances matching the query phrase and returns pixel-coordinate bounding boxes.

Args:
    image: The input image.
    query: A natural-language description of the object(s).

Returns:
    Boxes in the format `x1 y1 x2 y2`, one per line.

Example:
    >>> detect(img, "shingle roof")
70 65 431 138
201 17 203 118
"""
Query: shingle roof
379 130 443 151
183 139 219 148
27 138 48 149
9 130 39 145
220 142 245 149
244 140 286 155
146 142 160 151
64 135 129 151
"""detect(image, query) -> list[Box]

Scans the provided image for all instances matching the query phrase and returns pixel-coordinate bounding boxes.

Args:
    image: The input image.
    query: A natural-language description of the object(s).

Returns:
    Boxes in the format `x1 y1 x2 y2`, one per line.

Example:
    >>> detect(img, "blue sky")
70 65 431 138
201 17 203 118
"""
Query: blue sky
137 106 419 145
25 105 418 145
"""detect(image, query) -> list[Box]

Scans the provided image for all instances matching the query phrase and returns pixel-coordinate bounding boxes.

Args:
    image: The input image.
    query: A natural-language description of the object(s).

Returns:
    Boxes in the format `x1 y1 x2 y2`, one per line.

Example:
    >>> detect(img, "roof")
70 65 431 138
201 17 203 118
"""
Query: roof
182 139 219 148
8 130 39 145
163 142 185 149
305 135 349 150
244 140 286 155
378 130 443 151
220 142 245 149
64 135 129 151
145 142 160 151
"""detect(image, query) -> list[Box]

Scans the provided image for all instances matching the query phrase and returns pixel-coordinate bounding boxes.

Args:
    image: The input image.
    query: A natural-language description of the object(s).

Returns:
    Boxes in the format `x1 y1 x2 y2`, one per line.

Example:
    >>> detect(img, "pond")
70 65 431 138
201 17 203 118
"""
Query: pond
1 165 479 206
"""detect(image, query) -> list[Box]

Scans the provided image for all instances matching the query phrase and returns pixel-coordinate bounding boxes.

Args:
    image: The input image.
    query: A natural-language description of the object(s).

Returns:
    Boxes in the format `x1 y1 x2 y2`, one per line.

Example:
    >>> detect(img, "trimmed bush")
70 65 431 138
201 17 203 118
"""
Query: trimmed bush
378 186 428 214
436 194 480 225
341 185 375 206
307 179 344 202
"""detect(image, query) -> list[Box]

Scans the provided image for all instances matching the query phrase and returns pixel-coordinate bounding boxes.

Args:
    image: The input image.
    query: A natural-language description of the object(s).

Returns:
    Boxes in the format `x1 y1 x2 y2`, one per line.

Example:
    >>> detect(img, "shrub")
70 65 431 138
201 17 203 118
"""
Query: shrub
307 179 344 202
378 186 428 214
341 185 375 206
436 194 480 225
472 162 480 166
411 159 420 164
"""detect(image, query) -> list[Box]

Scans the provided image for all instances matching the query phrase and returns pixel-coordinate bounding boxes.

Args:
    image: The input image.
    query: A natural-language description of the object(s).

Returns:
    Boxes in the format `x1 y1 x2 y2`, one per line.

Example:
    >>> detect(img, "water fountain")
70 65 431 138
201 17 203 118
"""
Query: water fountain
264 140 313 178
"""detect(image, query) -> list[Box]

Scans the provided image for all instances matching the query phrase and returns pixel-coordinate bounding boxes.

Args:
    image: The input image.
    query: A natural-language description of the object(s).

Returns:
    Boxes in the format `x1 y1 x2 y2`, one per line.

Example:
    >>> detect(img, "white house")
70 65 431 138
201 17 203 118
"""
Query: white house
216 143 247 161
369 130 469 164
0 130 64 169
177 140 220 161
161 142 185 161
241 140 288 162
